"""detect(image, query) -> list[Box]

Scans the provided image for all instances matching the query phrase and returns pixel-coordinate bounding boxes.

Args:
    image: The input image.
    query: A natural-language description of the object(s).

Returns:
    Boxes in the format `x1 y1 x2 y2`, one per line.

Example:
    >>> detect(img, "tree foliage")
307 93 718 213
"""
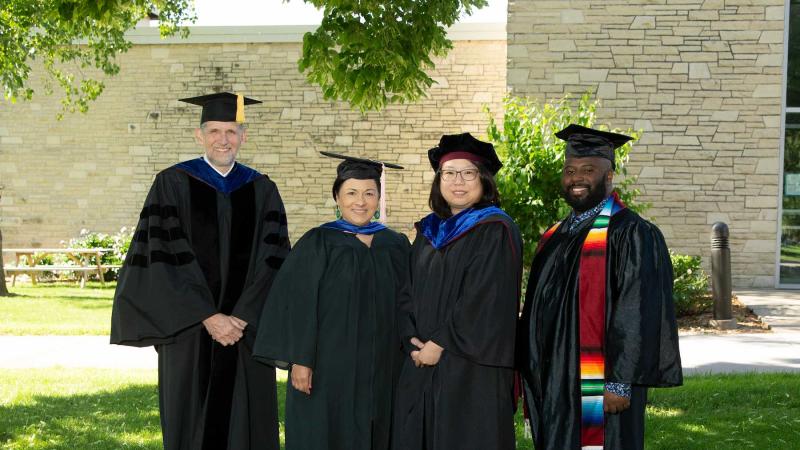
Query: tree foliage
0 0 193 117
2 0 487 115
299 0 487 112
485 93 647 267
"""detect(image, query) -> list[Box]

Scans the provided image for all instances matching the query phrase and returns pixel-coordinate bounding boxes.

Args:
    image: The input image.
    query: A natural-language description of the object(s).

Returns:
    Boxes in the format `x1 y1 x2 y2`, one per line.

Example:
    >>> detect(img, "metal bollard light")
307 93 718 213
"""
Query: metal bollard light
710 222 736 330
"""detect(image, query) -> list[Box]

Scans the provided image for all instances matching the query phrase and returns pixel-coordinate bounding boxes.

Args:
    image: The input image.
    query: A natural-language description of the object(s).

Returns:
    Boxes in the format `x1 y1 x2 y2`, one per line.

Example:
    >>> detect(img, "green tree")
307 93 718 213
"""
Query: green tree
299 0 487 112
1 0 194 117
485 93 646 267
2 0 487 115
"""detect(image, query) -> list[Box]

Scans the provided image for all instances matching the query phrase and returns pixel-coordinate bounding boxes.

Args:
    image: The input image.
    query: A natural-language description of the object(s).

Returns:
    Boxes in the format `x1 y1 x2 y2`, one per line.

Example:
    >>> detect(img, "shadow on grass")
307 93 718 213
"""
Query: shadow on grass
51 299 111 311
7 292 111 300
1 379 290 450
8 283 116 293
0 296 111 312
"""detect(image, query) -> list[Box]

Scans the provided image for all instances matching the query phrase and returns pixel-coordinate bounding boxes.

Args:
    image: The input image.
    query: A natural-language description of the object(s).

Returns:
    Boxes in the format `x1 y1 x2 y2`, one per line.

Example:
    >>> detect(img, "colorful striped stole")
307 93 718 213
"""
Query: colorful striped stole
535 193 626 449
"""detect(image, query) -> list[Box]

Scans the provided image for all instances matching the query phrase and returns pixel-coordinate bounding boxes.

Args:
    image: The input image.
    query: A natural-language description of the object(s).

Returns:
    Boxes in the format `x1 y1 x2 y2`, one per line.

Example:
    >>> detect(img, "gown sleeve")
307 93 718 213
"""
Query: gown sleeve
110 171 217 347
231 181 291 328
396 238 417 355
252 228 326 370
429 221 523 367
605 217 683 387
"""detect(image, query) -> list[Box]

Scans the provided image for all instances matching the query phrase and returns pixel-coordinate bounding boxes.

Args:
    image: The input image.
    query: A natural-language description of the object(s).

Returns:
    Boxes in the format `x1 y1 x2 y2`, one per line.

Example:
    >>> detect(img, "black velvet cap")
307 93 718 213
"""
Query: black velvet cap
555 124 632 170
179 92 261 124
427 132 502 175
320 151 404 180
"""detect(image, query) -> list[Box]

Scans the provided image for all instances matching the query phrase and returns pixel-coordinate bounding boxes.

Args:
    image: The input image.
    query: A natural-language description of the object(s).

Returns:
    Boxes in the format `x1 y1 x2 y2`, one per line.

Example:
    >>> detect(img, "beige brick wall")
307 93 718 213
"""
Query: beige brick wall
0 27 506 250
508 0 784 287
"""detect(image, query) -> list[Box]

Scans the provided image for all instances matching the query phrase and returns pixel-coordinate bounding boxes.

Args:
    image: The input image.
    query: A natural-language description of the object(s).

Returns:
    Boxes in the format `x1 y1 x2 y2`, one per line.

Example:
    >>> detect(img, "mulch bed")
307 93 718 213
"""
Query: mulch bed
677 295 771 334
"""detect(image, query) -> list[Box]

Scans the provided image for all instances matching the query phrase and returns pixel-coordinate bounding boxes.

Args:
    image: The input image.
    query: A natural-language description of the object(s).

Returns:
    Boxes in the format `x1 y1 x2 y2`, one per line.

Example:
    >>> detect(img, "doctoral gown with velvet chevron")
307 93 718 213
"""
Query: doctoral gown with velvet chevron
110 161 289 450
392 214 523 450
517 208 683 450
253 226 410 450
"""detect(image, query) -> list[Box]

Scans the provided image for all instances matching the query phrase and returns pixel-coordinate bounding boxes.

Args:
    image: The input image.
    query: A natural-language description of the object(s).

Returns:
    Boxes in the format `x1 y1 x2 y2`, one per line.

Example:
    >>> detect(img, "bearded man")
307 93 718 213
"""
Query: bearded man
517 124 682 450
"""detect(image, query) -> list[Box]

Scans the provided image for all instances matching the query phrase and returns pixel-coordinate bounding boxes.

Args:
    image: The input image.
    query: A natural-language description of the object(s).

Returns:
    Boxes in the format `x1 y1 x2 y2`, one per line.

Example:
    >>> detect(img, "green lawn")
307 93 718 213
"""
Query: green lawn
0 368 160 449
647 373 800 449
0 369 288 449
1 369 797 449
0 282 113 335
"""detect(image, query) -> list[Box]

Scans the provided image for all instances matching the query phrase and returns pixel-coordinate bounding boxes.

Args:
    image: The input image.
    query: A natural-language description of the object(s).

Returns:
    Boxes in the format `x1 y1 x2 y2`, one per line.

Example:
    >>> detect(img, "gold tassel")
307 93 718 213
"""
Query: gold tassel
236 93 245 123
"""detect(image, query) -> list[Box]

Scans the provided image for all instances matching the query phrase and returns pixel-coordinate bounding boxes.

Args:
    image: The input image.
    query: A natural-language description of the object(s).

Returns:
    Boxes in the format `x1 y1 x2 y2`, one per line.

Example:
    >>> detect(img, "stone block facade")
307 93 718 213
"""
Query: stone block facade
508 0 785 287
0 25 506 249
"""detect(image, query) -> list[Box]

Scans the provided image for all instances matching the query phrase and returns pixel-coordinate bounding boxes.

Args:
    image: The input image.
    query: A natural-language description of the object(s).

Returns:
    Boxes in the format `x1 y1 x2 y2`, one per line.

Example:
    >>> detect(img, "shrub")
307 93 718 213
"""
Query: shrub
30 252 65 281
671 252 711 316
485 92 647 267
65 227 133 281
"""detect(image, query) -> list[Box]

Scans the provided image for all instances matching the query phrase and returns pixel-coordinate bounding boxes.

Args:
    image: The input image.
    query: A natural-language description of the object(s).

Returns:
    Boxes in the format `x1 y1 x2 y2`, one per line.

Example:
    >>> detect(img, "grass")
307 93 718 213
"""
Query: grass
647 373 800 449
1 370 798 449
0 369 288 449
0 368 160 449
0 282 114 335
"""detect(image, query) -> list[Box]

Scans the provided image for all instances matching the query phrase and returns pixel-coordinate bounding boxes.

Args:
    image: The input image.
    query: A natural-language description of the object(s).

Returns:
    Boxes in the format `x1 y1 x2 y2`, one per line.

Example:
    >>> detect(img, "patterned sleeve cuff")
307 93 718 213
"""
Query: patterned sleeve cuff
605 382 631 398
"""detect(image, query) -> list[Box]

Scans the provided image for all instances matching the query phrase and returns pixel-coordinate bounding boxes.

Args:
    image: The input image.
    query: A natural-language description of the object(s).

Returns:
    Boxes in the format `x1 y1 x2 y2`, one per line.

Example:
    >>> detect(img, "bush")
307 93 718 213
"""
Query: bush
485 92 647 267
64 227 134 281
671 252 711 316
30 253 65 281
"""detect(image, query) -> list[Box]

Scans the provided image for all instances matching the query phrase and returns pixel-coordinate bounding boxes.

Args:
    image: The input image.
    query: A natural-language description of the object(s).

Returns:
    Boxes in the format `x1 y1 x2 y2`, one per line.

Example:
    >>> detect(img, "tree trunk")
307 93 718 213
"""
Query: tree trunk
0 192 8 296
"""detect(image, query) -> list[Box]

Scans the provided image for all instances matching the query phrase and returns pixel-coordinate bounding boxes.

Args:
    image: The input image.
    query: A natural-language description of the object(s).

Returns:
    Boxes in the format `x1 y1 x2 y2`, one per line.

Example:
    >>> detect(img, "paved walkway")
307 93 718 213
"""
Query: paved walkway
0 335 157 369
1 289 799 374
679 289 800 374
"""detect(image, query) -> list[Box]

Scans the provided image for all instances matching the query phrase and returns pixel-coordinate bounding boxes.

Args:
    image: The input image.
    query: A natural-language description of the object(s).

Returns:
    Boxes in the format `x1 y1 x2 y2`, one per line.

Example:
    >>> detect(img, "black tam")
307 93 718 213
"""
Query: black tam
427 132 502 174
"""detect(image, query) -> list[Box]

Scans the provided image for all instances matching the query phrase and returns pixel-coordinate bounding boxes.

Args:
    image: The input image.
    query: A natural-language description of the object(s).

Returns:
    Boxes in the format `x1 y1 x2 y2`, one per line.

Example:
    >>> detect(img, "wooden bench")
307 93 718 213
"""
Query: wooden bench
2 248 121 288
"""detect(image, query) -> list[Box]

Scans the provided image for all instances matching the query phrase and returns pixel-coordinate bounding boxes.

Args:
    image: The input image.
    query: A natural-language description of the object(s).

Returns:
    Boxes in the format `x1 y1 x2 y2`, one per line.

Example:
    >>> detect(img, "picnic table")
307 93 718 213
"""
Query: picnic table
2 248 122 288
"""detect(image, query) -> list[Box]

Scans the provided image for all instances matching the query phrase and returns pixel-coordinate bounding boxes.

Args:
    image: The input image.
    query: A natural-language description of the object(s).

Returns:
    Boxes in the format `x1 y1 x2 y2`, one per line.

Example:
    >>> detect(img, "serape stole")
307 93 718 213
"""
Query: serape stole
577 192 625 449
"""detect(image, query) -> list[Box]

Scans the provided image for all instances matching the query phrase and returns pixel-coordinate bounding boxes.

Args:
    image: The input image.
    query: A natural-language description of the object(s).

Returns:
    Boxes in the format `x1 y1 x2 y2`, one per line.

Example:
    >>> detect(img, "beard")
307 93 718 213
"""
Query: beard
562 178 608 213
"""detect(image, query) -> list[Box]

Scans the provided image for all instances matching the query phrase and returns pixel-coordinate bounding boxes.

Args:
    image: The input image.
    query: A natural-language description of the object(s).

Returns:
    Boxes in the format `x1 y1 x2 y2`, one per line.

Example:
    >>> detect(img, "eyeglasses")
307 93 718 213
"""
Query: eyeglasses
439 168 479 182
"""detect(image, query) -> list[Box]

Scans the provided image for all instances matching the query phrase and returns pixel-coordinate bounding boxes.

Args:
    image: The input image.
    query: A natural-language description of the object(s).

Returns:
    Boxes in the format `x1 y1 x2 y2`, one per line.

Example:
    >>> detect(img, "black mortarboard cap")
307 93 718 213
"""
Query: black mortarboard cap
179 92 262 124
427 132 502 175
555 124 632 170
320 151 404 180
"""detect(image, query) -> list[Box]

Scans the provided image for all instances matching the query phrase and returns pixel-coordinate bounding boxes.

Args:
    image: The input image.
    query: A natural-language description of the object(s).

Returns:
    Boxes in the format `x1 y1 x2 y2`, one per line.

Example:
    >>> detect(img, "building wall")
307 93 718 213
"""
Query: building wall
0 26 506 248
508 0 785 287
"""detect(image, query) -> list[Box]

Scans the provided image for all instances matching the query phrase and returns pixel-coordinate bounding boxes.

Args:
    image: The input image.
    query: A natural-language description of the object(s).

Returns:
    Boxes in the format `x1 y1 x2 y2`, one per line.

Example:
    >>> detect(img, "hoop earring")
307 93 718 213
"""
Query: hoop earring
335 206 342 219
373 210 380 220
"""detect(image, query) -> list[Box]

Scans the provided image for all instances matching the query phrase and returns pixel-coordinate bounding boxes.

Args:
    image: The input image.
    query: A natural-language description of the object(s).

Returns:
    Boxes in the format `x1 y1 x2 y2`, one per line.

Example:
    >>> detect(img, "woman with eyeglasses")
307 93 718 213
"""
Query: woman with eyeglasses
392 133 523 450
253 154 409 450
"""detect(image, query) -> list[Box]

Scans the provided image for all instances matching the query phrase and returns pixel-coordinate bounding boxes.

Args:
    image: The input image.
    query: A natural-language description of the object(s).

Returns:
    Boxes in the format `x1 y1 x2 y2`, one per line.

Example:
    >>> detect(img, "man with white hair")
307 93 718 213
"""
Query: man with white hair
111 92 288 450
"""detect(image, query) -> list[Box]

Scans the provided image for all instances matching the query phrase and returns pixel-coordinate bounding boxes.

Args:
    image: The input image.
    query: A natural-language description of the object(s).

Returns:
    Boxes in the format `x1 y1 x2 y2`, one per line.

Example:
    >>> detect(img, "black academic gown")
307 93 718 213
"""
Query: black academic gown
253 226 410 450
110 164 289 450
518 208 683 450
393 216 523 450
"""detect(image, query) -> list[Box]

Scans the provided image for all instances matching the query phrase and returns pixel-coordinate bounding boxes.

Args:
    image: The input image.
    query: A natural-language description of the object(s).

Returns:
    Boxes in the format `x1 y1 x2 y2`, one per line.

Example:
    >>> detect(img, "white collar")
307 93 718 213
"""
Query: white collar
202 155 234 177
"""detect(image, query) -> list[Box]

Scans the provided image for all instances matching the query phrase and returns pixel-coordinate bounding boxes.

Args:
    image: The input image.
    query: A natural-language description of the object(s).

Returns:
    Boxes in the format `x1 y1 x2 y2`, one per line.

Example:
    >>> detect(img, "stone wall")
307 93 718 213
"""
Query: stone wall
508 0 785 287
0 25 506 248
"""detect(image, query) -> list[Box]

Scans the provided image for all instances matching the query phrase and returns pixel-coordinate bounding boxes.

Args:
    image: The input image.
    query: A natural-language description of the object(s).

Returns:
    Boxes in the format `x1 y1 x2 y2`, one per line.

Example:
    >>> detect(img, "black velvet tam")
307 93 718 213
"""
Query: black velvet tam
427 132 503 175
